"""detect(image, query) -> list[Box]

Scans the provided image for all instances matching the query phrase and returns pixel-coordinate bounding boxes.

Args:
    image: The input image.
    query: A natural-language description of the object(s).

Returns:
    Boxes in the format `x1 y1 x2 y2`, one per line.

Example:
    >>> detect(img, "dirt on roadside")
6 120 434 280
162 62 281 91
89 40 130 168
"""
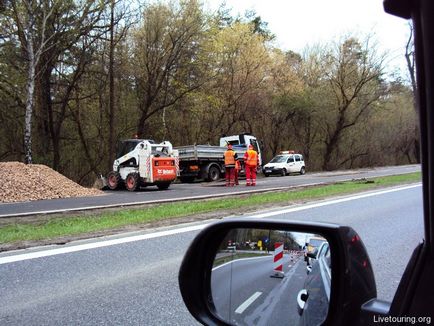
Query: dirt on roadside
0 161 103 203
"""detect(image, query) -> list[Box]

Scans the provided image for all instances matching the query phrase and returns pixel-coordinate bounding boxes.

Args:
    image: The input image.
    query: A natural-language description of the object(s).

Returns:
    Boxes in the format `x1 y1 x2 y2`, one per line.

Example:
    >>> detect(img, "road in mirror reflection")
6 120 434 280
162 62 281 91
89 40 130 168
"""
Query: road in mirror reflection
211 228 330 326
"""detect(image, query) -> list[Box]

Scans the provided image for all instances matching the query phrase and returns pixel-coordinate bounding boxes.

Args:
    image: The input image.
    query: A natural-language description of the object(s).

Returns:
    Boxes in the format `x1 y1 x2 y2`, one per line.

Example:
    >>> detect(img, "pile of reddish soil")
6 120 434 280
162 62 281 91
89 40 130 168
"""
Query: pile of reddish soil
0 162 103 203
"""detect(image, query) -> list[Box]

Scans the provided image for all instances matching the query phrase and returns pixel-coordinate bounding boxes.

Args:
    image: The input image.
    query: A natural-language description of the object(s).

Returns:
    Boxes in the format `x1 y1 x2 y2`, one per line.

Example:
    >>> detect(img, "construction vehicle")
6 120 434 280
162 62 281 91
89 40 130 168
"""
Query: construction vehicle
106 139 179 191
175 134 263 182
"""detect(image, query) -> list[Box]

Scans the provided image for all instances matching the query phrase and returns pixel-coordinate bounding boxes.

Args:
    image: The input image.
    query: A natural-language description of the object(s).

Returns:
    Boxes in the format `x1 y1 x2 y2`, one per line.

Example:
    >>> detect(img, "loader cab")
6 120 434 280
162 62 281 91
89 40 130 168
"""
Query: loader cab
116 139 155 158
115 139 156 168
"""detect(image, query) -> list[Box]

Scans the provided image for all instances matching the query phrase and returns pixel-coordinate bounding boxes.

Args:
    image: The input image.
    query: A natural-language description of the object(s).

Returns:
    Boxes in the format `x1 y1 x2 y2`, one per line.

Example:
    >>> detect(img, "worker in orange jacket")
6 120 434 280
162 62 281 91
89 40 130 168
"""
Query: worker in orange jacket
244 144 259 186
224 144 237 186
234 158 241 185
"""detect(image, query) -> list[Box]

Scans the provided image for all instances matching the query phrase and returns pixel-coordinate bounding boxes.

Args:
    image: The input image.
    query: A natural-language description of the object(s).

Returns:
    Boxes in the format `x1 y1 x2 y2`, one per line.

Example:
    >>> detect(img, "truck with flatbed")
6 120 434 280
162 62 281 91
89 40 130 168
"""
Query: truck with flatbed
175 134 263 182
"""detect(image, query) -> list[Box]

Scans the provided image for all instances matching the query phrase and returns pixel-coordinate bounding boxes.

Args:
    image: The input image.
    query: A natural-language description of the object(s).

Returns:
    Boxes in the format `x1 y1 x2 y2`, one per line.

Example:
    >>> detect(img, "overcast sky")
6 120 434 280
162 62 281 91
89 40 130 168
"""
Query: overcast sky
204 0 411 77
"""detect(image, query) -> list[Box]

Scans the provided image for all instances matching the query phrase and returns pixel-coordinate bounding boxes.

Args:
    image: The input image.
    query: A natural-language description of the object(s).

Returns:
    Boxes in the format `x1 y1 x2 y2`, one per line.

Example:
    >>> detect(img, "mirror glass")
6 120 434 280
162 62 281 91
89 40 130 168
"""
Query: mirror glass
211 228 331 326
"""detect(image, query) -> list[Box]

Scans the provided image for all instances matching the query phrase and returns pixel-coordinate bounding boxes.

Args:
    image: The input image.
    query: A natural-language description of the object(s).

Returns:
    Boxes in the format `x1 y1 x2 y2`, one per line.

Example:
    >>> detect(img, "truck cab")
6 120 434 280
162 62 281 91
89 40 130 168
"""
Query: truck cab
219 134 263 167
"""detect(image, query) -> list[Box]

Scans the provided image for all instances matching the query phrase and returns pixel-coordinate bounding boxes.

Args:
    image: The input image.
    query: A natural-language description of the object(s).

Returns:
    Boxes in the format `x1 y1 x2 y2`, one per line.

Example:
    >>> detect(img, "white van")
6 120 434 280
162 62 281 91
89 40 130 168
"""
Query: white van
262 151 306 177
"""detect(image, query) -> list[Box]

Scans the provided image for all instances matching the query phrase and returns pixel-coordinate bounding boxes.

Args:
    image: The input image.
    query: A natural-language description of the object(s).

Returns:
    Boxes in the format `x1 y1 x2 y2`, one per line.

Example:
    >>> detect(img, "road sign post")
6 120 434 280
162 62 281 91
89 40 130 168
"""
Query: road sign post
270 242 285 278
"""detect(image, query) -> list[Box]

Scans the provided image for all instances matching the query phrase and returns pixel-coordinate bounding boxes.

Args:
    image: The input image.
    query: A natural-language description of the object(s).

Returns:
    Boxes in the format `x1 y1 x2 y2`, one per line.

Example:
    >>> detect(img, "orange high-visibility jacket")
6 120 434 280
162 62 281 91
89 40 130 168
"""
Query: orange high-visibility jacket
244 149 258 167
235 159 241 170
224 150 236 166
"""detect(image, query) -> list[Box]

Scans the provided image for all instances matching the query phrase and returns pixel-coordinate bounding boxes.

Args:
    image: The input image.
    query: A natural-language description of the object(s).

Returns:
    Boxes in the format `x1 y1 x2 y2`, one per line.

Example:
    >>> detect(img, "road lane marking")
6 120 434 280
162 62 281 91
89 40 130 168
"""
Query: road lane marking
235 292 262 314
212 255 270 271
249 184 421 219
0 223 210 265
0 184 421 265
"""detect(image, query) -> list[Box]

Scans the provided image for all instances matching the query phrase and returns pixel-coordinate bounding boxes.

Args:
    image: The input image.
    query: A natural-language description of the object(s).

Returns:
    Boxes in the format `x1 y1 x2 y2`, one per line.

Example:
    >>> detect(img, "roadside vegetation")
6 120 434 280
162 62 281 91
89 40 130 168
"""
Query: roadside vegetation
0 172 420 246
0 1 417 186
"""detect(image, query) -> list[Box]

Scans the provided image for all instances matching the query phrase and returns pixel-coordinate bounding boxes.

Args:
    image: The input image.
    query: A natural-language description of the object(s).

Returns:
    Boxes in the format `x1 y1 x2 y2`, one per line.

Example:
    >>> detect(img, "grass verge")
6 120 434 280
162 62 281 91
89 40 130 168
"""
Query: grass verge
0 172 421 245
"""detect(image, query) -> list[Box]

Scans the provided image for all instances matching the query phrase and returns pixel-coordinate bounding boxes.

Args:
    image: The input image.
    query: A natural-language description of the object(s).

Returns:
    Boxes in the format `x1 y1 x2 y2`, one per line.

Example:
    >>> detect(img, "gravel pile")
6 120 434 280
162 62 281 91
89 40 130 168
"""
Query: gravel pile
0 162 103 203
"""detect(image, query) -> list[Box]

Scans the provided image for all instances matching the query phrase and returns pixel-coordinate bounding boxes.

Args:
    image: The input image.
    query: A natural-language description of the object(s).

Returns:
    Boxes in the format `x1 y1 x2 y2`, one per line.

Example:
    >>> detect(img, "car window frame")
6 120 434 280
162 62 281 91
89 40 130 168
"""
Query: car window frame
383 0 434 319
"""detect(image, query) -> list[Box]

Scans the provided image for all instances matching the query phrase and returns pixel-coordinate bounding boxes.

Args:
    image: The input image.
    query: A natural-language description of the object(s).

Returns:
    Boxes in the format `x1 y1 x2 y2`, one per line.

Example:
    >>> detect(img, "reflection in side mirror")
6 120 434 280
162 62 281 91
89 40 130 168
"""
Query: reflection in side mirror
211 228 331 326
306 249 318 259
306 265 312 274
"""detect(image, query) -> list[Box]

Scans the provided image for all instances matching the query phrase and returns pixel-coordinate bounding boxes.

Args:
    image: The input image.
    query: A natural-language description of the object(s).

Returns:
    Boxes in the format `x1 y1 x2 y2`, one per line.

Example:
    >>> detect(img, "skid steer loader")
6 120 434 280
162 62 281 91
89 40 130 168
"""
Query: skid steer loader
106 139 179 191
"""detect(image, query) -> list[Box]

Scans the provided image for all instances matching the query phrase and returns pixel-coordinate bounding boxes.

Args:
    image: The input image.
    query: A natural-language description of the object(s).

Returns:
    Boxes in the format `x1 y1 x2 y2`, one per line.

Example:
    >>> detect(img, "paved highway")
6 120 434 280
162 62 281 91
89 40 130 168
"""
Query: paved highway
0 184 424 325
0 164 420 217
212 254 305 325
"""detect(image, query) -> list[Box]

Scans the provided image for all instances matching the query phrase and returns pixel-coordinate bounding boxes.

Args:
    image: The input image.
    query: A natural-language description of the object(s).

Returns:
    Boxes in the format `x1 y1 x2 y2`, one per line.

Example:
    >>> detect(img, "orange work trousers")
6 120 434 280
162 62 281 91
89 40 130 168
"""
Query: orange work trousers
245 165 257 186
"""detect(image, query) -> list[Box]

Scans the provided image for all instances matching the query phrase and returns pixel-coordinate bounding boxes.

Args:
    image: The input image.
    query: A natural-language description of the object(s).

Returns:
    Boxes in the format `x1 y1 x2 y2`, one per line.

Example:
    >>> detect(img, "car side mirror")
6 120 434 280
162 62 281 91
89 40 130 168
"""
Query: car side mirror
178 219 377 326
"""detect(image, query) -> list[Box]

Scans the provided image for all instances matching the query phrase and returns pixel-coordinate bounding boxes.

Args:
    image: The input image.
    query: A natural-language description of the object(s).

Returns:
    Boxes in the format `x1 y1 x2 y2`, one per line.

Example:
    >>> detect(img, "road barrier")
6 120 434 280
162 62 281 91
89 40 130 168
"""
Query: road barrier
271 242 284 278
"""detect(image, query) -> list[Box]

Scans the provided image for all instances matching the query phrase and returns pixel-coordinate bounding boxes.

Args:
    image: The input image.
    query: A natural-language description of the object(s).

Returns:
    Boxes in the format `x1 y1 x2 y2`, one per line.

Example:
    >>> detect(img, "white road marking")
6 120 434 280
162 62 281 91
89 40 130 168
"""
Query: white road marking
0 184 421 265
212 255 270 271
250 184 421 219
235 292 262 314
0 223 209 265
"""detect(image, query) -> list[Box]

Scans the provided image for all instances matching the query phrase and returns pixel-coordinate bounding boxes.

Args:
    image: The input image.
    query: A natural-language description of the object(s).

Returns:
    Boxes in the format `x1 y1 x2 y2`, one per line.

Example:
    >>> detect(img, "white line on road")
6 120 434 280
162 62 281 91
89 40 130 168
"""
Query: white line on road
212 255 270 271
0 183 421 265
0 223 210 265
249 184 421 219
235 292 262 314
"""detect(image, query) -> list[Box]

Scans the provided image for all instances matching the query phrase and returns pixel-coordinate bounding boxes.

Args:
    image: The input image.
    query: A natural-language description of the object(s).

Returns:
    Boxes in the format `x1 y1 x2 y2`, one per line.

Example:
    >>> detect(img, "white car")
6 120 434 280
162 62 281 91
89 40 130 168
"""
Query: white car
262 151 306 177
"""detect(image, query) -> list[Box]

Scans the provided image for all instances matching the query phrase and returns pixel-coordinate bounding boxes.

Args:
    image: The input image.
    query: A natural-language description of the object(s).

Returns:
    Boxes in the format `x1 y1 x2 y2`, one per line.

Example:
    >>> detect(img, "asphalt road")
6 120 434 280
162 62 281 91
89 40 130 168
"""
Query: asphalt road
0 184 424 325
212 254 305 326
251 184 424 301
0 164 420 217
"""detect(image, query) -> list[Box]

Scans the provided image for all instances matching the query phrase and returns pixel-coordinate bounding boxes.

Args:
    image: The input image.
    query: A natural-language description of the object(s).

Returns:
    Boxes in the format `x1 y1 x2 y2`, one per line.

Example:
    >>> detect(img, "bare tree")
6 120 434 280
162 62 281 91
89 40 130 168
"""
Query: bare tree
10 0 55 164
131 0 206 138
321 37 386 170
106 0 132 171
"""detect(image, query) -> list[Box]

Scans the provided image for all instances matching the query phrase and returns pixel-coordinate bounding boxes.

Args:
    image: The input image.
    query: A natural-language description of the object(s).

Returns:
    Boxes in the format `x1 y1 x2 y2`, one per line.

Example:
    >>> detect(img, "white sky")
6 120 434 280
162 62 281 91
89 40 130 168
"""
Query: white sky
204 0 411 77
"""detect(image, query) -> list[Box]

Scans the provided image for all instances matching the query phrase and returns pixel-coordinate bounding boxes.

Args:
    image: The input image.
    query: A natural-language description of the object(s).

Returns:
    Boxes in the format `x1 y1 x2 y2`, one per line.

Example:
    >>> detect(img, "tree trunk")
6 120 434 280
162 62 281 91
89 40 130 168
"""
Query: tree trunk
322 115 345 171
108 0 116 172
24 13 36 165
24 48 35 164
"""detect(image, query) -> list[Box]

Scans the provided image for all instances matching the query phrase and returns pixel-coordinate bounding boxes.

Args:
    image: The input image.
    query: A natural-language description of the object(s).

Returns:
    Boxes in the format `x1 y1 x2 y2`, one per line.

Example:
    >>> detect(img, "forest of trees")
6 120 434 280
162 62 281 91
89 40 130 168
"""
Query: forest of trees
0 0 418 185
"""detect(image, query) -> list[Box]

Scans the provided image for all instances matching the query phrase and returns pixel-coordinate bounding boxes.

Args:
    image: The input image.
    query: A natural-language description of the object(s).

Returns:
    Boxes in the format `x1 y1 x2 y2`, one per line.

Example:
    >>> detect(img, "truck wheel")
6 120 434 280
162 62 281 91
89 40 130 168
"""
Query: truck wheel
157 182 171 190
107 171 121 190
207 166 220 182
300 167 306 175
281 168 287 176
264 173 270 177
125 173 140 191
